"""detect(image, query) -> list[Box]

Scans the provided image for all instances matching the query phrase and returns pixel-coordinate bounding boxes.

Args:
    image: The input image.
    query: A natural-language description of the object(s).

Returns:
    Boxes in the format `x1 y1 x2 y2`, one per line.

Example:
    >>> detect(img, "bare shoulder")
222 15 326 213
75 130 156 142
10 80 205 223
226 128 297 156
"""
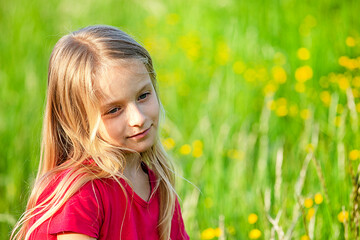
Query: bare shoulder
57 233 96 240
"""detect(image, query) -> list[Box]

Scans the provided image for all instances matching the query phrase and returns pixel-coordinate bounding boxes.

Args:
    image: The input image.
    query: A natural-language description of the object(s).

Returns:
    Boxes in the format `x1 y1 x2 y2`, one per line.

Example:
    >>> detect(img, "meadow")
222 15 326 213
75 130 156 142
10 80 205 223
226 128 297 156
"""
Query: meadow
0 0 360 239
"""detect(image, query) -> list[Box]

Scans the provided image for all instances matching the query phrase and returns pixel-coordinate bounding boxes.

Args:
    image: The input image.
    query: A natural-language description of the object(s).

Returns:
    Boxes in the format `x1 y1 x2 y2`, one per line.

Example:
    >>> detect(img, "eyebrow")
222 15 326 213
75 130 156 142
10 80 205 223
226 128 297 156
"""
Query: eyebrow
101 82 153 110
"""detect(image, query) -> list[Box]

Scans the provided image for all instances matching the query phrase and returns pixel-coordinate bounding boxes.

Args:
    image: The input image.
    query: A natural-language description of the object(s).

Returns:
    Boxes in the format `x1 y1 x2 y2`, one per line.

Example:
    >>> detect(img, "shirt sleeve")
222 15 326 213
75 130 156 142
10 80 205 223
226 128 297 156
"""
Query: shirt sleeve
171 197 190 240
47 181 104 238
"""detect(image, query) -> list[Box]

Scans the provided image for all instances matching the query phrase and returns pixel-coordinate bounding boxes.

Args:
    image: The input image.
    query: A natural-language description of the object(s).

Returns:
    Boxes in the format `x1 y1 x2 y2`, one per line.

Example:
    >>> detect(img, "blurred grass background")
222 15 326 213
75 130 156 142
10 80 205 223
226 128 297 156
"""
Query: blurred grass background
1 0 360 239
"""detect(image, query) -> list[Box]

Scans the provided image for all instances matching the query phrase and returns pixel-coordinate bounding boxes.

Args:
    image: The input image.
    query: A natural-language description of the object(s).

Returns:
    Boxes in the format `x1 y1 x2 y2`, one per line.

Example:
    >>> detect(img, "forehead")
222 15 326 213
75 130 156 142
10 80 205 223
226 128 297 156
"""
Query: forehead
97 59 152 104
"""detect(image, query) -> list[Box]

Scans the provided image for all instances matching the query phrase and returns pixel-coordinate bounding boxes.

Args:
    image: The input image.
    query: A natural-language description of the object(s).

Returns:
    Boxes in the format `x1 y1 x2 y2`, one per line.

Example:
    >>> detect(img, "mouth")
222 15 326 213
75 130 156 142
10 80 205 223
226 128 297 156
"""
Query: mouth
128 126 152 139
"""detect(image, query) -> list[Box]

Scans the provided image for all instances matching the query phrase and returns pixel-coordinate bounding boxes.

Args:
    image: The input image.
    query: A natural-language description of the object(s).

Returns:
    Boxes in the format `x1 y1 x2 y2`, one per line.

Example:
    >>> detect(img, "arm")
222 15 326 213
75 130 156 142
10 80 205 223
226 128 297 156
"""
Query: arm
57 233 96 240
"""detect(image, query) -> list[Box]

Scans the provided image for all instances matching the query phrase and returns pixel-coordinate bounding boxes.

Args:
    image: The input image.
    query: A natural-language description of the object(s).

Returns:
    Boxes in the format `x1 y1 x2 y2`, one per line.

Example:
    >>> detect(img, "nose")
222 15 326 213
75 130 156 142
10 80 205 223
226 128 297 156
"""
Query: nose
127 103 146 127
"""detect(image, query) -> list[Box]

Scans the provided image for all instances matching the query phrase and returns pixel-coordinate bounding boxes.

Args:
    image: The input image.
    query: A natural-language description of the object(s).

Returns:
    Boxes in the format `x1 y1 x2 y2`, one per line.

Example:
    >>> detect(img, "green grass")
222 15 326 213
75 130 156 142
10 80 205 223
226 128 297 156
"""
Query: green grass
1 0 360 239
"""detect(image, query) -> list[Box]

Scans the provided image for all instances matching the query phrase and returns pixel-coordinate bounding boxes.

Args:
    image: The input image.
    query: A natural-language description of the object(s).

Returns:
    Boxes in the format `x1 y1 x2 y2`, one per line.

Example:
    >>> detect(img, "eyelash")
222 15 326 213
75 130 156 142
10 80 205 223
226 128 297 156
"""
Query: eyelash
138 92 150 101
106 92 151 115
107 107 121 115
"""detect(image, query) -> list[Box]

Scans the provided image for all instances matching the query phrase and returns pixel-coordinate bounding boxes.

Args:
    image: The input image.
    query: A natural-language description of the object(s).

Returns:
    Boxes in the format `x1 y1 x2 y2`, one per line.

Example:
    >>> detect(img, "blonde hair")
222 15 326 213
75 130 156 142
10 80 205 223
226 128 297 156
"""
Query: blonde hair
11 25 176 240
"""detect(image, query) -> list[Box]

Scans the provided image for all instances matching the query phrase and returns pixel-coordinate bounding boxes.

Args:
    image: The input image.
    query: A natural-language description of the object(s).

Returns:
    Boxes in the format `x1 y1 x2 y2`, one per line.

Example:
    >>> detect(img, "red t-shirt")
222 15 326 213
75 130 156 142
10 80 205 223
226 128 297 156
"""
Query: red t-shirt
29 165 189 240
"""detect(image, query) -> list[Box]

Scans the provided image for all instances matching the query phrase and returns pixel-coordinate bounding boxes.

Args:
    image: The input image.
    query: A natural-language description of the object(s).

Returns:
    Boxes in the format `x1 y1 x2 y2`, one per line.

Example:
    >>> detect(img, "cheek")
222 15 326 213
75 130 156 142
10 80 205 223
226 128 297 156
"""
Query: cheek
150 99 160 124
99 118 125 142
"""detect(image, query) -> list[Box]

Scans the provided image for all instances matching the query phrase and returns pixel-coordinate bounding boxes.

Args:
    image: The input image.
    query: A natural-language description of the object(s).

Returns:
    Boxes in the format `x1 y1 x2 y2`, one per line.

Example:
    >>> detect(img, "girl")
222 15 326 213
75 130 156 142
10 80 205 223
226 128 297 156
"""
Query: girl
11 25 189 240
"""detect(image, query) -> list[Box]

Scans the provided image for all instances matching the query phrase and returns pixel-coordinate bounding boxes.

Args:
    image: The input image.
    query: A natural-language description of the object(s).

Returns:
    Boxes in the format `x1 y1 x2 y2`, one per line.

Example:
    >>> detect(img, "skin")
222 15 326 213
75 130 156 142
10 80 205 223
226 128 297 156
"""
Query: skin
57 59 160 240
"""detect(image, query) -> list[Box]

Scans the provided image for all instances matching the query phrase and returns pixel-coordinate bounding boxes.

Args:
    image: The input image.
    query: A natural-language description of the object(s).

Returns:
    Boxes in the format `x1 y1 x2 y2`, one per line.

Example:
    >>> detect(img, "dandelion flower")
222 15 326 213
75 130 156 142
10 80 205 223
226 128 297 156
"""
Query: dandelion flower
338 76 350 91
272 66 287 84
320 91 331 106
349 149 359 161
314 193 323 204
297 48 311 60
300 109 310 120
192 140 203 158
214 228 222 237
295 65 313 82
248 213 258 224
346 37 356 47
338 210 349 223
162 137 175 150
304 198 313 208
249 229 261 239
180 144 191 155
263 83 278 96
301 235 310 240
334 116 342 127
201 228 215 240
306 207 315 220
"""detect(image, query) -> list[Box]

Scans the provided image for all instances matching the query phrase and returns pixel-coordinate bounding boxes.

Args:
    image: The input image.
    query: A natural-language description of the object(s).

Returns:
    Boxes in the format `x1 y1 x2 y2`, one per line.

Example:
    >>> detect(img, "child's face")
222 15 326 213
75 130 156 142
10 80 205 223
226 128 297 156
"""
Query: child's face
98 59 159 153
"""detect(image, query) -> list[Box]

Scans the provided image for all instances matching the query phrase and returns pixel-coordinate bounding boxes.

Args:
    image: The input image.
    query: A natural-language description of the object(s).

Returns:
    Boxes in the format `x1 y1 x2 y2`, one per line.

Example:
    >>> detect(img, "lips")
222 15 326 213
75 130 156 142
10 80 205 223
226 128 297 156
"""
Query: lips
128 126 151 139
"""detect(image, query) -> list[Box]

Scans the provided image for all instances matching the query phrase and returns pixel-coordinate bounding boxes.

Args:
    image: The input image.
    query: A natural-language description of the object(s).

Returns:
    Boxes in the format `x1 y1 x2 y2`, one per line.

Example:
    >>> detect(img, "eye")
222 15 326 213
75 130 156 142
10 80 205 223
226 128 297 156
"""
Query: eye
138 92 150 101
107 107 121 115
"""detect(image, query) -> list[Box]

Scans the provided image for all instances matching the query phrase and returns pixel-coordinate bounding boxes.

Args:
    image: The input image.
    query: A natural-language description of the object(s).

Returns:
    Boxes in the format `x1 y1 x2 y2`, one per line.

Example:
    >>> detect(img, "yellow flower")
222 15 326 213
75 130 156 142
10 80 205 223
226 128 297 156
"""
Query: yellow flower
233 61 246 74
334 116 342 127
346 37 356 47
297 47 311 60
192 140 203 158
276 97 287 106
349 149 359 161
338 56 349 67
166 13 180 25
295 82 306 93
263 83 278 96
276 105 288 117
178 33 201 61
353 76 360 88
300 109 311 120
249 229 262 239
320 91 331 106
162 138 175 150
314 193 323 204
338 210 349 223
275 98 288 117
338 76 350 91
248 213 258 224
357 103 360 113
306 207 315 220
272 66 287 84
301 235 310 240
266 99 276 110
352 88 360 98
214 228 222 237
201 228 215 239
304 198 313 208
295 65 313 82
180 144 191 155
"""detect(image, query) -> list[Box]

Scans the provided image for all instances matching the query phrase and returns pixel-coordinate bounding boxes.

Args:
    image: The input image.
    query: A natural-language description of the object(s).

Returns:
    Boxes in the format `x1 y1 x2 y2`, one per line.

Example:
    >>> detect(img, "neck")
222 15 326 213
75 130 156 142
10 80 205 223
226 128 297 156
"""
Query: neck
123 152 142 178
